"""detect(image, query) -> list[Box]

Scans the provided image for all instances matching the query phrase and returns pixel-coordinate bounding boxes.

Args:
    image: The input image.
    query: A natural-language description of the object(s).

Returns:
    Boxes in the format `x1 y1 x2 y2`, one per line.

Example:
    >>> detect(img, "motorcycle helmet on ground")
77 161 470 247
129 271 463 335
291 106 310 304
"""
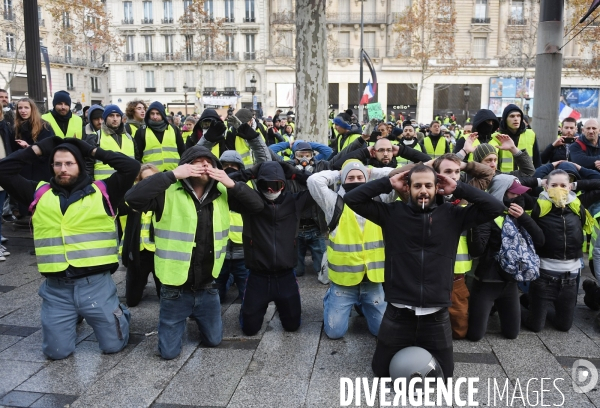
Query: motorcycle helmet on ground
389 346 445 382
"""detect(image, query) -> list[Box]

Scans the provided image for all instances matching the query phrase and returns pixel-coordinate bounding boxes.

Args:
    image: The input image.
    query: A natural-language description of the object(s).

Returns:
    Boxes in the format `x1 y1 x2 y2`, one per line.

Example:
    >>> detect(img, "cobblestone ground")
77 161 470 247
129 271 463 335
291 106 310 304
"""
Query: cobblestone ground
0 223 599 408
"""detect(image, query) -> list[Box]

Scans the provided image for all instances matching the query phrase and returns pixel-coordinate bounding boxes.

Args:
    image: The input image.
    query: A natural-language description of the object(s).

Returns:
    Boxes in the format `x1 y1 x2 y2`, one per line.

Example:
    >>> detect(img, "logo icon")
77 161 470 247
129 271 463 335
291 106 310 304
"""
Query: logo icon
572 359 598 393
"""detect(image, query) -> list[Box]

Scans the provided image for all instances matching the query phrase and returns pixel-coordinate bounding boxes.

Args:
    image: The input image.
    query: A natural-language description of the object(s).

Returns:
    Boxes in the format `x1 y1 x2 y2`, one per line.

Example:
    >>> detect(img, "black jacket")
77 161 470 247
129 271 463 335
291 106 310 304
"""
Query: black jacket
498 104 541 168
0 119 12 158
332 137 431 169
231 161 314 274
453 109 499 154
125 147 263 289
469 213 545 282
11 121 55 183
541 142 568 164
344 179 505 307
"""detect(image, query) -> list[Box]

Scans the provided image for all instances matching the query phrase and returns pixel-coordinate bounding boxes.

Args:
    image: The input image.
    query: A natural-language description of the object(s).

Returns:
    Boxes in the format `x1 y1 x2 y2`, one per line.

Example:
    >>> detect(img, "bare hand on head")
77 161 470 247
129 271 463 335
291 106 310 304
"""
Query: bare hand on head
436 173 457 195
552 160 565 168
507 203 524 218
206 167 235 188
389 171 409 193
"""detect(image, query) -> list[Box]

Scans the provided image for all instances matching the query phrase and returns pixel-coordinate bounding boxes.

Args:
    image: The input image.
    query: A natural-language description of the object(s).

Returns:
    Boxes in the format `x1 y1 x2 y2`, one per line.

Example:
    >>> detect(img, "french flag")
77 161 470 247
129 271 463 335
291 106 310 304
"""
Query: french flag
360 79 374 105
559 102 581 121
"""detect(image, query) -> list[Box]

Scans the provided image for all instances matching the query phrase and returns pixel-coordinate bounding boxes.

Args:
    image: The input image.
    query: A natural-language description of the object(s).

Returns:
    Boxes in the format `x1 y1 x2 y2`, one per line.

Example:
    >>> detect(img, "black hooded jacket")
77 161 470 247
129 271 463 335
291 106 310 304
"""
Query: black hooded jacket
497 104 541 168
453 109 499 154
0 141 140 277
134 101 185 162
125 146 263 289
184 109 225 153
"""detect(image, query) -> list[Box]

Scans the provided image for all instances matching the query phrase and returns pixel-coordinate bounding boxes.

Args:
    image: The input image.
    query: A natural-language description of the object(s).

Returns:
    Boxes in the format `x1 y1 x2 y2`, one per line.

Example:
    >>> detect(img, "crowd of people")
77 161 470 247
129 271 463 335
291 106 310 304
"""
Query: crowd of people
1 89 600 381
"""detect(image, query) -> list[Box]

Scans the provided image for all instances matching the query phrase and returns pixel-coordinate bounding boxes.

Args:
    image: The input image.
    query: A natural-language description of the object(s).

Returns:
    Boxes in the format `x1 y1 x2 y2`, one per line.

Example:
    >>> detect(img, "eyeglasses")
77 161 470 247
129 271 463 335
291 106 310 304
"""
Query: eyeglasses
52 162 77 169
376 148 393 154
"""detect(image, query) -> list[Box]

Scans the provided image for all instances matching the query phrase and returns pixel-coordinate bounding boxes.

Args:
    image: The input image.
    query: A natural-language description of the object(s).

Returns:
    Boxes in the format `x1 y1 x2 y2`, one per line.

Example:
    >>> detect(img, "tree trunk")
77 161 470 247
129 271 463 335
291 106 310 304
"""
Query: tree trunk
295 0 328 144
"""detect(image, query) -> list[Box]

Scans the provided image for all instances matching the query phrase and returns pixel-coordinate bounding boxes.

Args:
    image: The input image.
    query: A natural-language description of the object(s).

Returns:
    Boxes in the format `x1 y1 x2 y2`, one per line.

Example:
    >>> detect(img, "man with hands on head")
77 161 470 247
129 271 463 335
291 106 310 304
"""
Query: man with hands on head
0 135 140 360
343 164 505 379
125 146 263 359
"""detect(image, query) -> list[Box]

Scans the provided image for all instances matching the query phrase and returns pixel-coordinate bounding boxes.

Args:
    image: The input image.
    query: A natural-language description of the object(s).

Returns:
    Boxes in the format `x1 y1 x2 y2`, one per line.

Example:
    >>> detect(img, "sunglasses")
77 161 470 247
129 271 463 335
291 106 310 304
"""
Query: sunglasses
258 180 284 193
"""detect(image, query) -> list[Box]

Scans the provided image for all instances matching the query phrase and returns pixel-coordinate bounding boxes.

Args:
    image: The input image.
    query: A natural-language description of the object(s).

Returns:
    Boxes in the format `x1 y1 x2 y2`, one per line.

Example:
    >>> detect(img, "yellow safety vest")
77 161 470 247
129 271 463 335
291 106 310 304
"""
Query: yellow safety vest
396 142 423 165
454 231 472 274
229 212 243 244
490 129 535 173
94 130 136 180
153 181 230 285
129 123 140 136
32 181 118 273
182 130 192 140
422 136 447 158
142 126 180 171
42 112 83 139
337 133 361 152
140 211 155 252
327 204 385 286
589 211 600 261
235 136 254 166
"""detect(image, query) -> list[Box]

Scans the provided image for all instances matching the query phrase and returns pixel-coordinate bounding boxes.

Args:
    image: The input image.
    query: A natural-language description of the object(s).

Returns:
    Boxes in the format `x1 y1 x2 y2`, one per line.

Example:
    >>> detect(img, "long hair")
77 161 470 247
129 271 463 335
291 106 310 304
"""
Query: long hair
15 98 45 142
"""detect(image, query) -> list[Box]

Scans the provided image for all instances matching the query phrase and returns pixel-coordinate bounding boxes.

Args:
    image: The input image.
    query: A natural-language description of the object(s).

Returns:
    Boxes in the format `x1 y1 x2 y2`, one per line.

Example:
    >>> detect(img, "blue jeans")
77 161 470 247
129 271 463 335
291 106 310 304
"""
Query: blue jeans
39 272 130 359
296 227 326 276
158 285 222 359
215 259 249 302
323 281 386 339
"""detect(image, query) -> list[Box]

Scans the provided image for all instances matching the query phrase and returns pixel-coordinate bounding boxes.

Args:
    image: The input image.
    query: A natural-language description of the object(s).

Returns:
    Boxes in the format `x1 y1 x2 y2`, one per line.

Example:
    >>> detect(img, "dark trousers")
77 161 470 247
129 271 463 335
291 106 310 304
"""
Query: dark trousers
524 273 577 332
215 258 249 303
467 280 520 341
125 249 161 307
239 270 301 336
371 305 454 379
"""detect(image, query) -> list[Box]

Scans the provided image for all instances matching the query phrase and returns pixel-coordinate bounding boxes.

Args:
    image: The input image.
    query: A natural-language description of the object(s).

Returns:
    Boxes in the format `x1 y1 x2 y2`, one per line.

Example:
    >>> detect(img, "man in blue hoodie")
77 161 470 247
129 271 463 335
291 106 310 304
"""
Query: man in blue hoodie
133 101 185 171
491 104 541 170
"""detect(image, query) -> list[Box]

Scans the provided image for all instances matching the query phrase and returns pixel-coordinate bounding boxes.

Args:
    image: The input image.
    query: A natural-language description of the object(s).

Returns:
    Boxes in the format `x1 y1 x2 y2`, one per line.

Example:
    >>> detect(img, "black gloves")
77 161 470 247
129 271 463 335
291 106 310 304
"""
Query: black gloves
33 136 63 156
280 161 309 184
204 121 227 142
62 137 95 157
237 123 260 141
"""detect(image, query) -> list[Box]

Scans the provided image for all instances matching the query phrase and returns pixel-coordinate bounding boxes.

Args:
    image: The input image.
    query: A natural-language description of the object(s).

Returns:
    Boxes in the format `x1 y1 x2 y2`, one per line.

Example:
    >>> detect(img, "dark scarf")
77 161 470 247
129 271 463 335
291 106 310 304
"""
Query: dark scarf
147 120 168 132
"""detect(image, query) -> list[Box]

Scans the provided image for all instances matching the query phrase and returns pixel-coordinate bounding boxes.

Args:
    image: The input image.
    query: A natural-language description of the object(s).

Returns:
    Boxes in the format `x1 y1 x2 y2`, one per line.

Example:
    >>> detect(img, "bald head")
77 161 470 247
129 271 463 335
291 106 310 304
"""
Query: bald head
583 119 599 146
373 138 393 165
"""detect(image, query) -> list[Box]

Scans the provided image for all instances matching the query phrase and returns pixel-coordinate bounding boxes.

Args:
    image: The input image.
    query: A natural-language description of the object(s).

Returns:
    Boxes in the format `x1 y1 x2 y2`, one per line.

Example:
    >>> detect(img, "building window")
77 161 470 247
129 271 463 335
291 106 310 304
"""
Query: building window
204 34 214 57
225 0 234 22
204 69 214 86
126 71 135 88
165 70 175 88
66 73 74 90
475 0 487 19
245 0 255 22
164 34 174 58
143 1 153 23
125 35 135 60
185 34 194 60
37 5 42 21
4 0 12 20
245 34 255 60
63 12 70 28
64 44 72 63
91 77 100 93
185 69 195 87
163 0 172 23
183 0 192 14
6 33 14 52
510 0 524 23
225 34 235 57
123 1 133 22
204 0 213 21
473 37 487 59
143 35 153 57
225 69 235 87
146 71 155 87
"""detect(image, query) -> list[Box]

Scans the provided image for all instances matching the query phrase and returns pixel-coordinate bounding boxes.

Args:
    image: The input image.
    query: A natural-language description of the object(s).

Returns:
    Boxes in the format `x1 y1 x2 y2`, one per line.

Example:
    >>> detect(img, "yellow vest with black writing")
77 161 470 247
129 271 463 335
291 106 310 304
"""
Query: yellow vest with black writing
140 211 155 252
422 136 447 159
153 181 230 285
32 181 119 273
42 112 83 139
327 204 384 286
490 129 535 173
94 130 136 180
142 126 180 171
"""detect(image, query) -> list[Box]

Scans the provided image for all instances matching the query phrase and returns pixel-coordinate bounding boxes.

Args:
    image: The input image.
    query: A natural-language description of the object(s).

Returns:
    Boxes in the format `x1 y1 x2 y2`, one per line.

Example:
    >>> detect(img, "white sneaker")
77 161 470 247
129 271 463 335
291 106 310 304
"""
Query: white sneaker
0 245 9 256
0 254 5 261
0 235 6 243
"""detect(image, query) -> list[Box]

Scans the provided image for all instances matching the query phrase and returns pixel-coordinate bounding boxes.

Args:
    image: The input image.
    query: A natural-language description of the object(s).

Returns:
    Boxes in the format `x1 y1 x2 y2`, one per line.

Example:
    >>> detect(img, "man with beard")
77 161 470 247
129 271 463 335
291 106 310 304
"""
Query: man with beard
41 90 84 139
0 89 14 127
125 146 263 359
84 105 138 180
344 164 504 379
134 101 185 172
541 117 578 163
84 105 104 138
0 135 140 359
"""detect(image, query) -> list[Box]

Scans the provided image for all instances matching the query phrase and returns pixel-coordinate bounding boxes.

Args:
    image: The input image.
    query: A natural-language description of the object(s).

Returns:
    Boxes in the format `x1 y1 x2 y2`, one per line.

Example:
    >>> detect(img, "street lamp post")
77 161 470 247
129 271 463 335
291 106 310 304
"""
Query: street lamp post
250 74 257 111
463 85 471 124
183 83 189 116
524 96 531 118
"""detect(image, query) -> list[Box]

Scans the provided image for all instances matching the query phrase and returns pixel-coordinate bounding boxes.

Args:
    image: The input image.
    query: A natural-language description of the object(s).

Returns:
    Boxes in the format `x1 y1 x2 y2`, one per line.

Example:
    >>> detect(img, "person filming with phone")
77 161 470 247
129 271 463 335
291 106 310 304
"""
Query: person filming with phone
541 117 578 164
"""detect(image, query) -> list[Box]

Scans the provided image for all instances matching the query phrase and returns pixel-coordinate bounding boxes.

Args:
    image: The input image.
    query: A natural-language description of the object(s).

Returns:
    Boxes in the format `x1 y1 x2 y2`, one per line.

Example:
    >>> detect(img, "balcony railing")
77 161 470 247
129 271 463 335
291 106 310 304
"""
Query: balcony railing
224 87 237 92
204 87 216 92
122 18 134 24
3 11 14 20
199 51 239 61
326 12 386 24
271 49 293 58
162 17 173 23
224 16 235 22
202 16 214 23
471 17 490 24
243 51 256 60
332 48 353 58
243 16 256 22
363 48 379 58
272 11 295 24
66 86 75 91
141 18 153 24
124 53 135 61
137 52 179 61
164 87 176 92
125 88 137 93
91 88 101 94
145 87 156 92
508 18 527 25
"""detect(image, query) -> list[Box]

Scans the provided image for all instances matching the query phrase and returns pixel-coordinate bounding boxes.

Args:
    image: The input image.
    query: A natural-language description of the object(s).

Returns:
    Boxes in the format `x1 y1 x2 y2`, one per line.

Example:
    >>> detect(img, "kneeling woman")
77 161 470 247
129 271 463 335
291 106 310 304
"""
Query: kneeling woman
467 174 544 341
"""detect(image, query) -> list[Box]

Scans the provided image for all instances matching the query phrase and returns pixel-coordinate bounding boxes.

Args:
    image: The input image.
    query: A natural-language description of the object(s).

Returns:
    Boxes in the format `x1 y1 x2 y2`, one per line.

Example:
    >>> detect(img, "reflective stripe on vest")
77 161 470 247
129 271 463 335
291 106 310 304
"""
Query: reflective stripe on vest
235 136 254 166
454 231 472 274
140 211 155 252
42 113 83 139
153 181 230 285
32 181 118 273
422 137 446 158
327 204 385 286
94 130 136 180
490 129 535 173
229 211 243 244
142 126 180 171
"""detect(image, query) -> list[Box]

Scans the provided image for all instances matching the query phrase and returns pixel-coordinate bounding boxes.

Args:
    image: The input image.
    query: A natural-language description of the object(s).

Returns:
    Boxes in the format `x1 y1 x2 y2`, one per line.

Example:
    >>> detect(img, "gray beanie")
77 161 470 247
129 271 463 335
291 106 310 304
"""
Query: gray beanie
235 108 254 124
219 150 245 170
341 159 368 183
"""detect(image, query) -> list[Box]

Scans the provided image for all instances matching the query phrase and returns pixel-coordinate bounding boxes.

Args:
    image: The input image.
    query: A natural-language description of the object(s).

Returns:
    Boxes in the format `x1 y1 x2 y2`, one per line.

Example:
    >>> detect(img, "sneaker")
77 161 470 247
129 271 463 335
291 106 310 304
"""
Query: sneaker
583 279 600 311
0 245 9 256
0 254 4 261
0 235 6 243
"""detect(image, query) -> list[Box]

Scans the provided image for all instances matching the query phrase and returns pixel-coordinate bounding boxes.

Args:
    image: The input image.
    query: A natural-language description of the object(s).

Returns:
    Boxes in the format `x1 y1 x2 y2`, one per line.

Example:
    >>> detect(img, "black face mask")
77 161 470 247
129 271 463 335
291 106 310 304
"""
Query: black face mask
503 195 525 208
477 122 495 136
342 182 363 192
224 167 238 175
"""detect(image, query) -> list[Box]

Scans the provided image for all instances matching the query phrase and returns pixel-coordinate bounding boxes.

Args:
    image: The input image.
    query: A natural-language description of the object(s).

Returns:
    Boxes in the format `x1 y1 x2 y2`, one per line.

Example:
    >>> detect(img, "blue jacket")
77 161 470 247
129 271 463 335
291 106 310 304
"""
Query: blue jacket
568 135 600 170
269 140 333 162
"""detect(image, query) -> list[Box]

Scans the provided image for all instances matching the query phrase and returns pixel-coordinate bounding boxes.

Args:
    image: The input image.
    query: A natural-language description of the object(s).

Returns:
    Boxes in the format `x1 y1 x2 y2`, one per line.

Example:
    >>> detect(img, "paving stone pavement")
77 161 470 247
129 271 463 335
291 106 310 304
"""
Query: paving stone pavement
0 230 600 407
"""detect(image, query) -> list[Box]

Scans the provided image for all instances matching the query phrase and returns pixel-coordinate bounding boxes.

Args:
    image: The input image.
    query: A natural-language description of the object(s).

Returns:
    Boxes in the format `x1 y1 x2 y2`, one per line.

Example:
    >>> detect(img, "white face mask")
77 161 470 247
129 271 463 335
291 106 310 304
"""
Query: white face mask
263 190 282 201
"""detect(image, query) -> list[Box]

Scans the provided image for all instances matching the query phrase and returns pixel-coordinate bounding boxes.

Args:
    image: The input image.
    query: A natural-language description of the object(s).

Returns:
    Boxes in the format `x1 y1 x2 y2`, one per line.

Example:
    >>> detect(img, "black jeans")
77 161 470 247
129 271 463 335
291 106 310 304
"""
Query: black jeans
467 280 520 341
125 249 161 307
239 270 301 336
524 273 577 332
371 305 453 379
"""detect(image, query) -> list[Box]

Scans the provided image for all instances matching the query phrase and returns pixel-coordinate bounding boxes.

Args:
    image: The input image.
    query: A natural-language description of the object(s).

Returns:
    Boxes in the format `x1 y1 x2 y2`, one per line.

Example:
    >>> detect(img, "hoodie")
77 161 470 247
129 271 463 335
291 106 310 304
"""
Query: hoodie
134 101 185 162
453 109 499 155
185 109 223 150
497 104 541 168
84 104 104 135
